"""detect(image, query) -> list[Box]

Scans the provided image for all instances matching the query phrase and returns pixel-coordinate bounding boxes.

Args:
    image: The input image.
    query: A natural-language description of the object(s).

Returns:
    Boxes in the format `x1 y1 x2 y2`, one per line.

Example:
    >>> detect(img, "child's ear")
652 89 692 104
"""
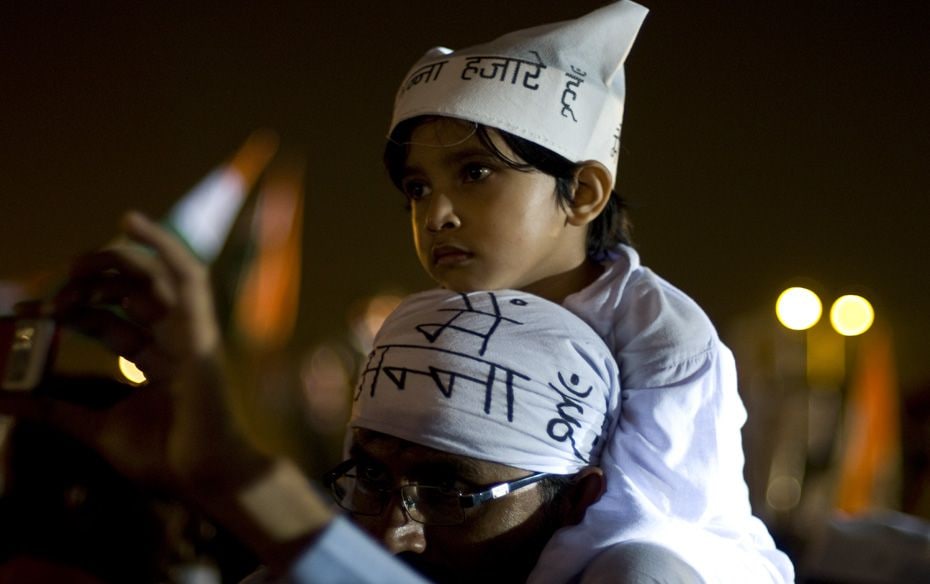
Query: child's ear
566 162 612 227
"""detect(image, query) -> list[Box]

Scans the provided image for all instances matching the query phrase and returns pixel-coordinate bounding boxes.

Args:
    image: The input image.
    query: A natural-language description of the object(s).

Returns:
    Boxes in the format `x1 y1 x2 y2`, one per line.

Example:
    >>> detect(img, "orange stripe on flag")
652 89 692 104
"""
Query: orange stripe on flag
234 155 305 350
835 321 900 513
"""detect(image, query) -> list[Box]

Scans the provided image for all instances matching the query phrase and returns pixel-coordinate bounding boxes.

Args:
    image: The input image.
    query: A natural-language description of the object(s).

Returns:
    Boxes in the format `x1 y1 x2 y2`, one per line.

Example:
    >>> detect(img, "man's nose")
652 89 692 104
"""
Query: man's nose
380 496 427 554
424 191 461 233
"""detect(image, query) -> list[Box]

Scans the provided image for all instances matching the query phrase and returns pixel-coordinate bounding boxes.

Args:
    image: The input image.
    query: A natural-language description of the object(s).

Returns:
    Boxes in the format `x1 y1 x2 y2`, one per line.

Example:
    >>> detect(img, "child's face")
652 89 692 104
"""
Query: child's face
399 118 586 298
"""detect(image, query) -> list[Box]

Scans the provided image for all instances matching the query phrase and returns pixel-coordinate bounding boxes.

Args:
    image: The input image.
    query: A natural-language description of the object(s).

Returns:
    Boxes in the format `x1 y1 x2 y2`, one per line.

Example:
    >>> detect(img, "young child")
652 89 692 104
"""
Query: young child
381 1 794 582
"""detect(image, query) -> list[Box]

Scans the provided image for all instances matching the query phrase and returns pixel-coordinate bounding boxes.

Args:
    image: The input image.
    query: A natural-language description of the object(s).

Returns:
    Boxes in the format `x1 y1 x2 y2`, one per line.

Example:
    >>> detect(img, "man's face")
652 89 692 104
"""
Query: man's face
347 429 561 583
400 118 585 300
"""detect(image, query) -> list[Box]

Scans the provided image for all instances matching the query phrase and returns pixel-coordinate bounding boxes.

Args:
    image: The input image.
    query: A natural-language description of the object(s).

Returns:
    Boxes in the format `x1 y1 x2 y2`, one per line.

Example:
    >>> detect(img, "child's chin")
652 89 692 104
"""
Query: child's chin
432 268 521 293
439 282 504 293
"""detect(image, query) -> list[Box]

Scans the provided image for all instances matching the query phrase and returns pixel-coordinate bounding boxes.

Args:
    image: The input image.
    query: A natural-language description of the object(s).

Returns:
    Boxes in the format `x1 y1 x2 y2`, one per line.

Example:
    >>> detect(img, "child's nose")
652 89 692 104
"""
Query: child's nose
425 192 461 233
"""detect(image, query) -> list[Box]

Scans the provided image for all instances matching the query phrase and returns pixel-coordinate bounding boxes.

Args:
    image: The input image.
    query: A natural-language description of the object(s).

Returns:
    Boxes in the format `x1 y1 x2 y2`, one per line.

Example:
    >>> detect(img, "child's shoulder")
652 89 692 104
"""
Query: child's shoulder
609 258 716 354
570 246 716 338
566 246 719 386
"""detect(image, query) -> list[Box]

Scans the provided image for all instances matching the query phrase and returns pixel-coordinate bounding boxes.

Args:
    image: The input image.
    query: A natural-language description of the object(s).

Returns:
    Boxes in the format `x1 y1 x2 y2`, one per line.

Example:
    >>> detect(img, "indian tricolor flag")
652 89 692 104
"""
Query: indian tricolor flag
835 321 901 513
232 155 305 351
164 129 279 264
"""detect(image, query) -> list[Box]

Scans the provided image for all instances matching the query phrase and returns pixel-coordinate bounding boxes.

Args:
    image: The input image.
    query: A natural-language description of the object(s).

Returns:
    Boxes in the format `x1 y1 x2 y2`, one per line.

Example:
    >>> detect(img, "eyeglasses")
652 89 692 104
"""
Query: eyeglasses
323 458 551 526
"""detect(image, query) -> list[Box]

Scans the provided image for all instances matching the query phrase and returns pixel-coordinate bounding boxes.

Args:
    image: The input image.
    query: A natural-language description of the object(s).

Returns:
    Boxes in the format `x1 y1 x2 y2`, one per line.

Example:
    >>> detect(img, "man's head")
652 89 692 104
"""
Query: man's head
333 429 603 583
334 289 620 582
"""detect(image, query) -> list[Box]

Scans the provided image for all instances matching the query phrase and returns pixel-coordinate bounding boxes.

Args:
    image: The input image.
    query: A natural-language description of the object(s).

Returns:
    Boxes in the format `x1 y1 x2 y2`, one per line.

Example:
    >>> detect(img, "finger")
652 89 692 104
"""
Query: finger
118 212 221 360
59 307 154 358
121 212 208 284
57 254 176 319
68 247 173 292
56 274 170 325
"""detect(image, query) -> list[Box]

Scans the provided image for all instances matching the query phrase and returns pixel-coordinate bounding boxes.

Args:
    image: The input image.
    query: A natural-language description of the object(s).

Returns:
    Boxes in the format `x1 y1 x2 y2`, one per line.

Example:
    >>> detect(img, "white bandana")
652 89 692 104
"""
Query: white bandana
350 289 620 474
389 1 648 186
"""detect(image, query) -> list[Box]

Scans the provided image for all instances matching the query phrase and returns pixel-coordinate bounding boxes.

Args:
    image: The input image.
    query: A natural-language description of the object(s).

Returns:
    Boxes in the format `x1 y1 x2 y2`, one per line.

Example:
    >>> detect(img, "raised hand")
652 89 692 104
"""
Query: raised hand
55 211 221 383
1 212 331 570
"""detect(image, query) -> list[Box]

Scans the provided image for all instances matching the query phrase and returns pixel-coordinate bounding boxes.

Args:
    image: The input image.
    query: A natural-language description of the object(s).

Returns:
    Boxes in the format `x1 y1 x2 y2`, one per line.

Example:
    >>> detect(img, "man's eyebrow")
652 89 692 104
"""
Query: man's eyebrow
349 438 487 482
348 442 379 460
412 453 486 482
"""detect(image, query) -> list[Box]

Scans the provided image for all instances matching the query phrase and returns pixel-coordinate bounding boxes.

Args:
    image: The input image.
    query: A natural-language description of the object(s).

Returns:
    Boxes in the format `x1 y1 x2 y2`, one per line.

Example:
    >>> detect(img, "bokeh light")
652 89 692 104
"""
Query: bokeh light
766 475 803 511
348 293 405 353
300 342 352 433
775 287 822 331
118 356 146 385
830 295 874 336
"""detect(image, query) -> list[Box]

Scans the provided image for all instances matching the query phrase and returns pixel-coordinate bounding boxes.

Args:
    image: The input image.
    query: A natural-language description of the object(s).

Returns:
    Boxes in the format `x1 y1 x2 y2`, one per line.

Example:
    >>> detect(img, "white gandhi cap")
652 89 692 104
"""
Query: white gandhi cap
389 1 649 186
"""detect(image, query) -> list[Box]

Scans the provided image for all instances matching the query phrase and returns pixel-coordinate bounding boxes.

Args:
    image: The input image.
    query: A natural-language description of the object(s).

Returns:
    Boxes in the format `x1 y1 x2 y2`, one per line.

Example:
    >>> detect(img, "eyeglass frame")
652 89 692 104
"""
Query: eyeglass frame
322 458 553 525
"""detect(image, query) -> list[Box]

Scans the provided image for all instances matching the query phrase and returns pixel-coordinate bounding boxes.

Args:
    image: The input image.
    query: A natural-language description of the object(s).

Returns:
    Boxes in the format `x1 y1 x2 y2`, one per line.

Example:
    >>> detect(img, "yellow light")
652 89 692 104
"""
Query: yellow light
118 356 147 385
830 295 874 336
775 287 822 330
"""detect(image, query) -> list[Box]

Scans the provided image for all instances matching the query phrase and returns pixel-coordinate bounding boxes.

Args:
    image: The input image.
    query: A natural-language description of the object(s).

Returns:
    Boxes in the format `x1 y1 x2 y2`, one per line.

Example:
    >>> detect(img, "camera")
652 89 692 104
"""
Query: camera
0 316 58 392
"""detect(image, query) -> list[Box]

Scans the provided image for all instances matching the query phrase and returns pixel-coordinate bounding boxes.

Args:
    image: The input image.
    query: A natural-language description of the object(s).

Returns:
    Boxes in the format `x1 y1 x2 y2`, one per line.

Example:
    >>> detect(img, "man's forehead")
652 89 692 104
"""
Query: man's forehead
350 428 518 479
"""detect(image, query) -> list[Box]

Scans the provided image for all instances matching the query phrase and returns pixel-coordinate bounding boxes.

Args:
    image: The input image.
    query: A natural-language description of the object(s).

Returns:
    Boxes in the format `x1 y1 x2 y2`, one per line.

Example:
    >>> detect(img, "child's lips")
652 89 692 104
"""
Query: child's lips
432 244 473 266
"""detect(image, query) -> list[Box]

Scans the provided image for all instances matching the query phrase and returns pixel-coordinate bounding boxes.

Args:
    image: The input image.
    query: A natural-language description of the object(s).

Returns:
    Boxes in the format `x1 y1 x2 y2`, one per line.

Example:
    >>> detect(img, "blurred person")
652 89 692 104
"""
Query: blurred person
0 409 261 583
0 418 168 583
2 213 702 583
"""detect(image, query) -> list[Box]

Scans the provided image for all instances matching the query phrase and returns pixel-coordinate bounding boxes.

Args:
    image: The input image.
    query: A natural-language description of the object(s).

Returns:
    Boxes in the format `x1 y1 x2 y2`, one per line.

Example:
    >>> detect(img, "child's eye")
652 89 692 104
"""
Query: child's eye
461 163 492 183
401 179 430 201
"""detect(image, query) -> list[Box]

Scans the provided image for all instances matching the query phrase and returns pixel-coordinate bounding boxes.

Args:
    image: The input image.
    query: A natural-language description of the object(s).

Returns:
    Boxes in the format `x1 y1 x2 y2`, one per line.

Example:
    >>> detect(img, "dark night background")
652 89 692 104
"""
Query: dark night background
2 1 928 388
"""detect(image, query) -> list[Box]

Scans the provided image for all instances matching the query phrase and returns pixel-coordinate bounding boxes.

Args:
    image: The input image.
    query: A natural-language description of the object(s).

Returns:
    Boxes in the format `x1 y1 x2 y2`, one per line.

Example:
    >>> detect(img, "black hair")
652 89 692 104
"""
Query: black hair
537 473 578 533
383 116 633 257
538 473 574 506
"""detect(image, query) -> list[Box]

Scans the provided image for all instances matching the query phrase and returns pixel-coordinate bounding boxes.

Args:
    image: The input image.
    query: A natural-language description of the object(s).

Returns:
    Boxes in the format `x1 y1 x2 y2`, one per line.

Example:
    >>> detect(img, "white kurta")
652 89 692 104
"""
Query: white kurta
529 245 795 583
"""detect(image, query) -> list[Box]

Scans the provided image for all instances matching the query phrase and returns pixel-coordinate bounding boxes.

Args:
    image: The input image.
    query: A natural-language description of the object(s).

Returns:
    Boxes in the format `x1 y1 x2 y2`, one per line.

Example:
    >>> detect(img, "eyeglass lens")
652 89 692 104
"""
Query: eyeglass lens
329 472 466 525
